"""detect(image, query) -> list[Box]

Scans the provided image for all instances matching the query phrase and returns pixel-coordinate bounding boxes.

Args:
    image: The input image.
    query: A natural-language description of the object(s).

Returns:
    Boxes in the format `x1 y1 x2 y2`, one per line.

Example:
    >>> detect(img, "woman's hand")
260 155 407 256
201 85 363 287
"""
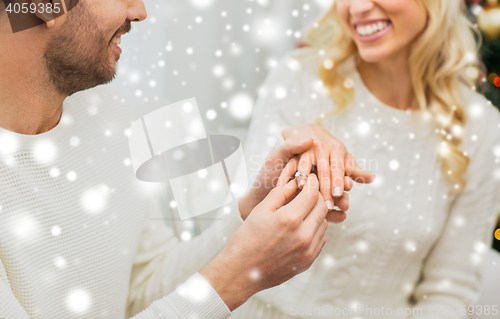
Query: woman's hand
280 124 376 220
238 137 315 221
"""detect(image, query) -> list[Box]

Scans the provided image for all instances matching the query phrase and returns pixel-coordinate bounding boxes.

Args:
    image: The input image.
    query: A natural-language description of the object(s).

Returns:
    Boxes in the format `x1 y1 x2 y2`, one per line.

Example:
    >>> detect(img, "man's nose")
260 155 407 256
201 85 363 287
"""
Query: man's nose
128 0 148 22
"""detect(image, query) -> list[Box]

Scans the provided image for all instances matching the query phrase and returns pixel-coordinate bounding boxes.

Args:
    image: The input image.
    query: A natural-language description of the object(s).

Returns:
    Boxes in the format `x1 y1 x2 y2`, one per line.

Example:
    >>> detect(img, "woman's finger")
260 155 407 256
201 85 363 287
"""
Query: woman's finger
329 145 346 198
345 152 376 184
277 156 300 187
325 210 347 223
297 150 313 189
344 176 353 192
317 153 334 210
334 192 349 212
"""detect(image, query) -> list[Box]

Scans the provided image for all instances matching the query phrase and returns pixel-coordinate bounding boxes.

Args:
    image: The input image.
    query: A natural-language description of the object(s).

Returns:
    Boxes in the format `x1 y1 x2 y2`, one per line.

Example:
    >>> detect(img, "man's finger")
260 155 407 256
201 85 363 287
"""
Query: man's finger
310 234 327 263
308 218 328 253
259 179 298 213
281 173 320 220
277 156 299 187
273 137 314 162
345 153 376 184
297 151 313 189
302 191 329 232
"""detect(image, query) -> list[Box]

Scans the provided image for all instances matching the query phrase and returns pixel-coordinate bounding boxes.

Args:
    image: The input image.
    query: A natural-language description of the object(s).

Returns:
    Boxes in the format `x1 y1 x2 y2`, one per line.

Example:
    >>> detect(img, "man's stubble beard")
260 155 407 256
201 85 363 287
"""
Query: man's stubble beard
43 1 117 97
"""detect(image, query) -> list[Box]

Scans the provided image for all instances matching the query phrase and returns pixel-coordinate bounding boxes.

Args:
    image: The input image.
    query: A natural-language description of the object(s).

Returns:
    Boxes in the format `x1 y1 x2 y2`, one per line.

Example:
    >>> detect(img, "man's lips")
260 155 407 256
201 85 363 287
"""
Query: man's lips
110 21 132 43
110 32 126 44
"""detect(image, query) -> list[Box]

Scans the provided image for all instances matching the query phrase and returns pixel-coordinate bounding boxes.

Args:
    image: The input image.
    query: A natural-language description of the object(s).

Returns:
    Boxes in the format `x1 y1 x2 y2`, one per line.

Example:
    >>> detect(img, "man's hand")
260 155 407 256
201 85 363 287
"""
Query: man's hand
238 137 314 221
200 174 328 311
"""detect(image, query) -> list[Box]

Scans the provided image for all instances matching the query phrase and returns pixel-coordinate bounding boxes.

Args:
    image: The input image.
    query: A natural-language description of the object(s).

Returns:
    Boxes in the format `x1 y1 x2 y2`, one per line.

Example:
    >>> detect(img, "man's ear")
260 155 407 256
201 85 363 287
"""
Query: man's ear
30 0 67 29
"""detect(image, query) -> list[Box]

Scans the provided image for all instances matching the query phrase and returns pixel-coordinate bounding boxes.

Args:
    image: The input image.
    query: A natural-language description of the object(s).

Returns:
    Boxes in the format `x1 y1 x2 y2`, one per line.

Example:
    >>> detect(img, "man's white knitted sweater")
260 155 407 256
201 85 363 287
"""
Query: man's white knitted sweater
0 84 244 319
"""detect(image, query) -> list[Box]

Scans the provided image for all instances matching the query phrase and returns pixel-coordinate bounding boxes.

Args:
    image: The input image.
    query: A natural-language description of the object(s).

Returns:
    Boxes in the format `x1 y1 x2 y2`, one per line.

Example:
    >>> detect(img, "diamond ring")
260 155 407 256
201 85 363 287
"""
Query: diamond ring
294 171 308 189
294 171 308 179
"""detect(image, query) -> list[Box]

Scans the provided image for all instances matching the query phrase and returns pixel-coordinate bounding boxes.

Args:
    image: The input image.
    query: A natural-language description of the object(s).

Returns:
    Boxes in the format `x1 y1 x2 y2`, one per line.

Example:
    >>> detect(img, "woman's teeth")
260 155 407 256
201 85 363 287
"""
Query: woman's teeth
111 36 121 45
356 21 390 37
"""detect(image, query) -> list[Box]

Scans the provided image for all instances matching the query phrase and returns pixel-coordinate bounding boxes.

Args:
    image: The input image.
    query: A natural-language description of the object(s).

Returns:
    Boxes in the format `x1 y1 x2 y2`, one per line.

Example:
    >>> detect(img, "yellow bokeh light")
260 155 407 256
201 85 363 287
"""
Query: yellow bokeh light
488 73 498 84
495 229 500 241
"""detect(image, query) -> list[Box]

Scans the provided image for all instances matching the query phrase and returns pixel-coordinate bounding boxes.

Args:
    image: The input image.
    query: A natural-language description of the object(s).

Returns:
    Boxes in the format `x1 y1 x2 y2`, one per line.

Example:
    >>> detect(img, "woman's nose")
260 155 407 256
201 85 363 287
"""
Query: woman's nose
349 0 375 18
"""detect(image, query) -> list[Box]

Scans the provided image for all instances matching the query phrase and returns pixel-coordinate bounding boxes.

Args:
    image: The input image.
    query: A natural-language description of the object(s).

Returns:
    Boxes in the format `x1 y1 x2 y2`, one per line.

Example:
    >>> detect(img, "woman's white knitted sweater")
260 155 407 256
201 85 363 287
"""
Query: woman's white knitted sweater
230 48 500 319
0 84 244 319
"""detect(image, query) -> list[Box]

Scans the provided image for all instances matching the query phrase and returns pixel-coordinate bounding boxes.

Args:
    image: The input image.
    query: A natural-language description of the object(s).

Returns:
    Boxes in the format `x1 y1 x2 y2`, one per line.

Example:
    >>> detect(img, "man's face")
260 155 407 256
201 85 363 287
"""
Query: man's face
44 0 140 96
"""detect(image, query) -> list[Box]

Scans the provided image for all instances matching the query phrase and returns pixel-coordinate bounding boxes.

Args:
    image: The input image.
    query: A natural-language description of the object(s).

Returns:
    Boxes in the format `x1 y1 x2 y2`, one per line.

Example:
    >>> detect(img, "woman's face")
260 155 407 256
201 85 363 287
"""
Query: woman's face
336 0 428 63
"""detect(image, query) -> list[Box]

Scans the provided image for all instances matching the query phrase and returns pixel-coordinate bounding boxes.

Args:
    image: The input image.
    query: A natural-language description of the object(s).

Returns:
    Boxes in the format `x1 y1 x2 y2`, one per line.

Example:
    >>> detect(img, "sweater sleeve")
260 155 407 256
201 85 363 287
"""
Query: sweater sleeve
130 272 232 319
126 188 244 318
410 106 500 319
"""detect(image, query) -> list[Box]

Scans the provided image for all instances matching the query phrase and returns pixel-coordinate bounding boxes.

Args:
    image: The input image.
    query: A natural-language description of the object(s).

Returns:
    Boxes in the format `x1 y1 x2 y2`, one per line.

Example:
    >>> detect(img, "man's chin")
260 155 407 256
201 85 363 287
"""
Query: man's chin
65 68 117 96
99 67 117 86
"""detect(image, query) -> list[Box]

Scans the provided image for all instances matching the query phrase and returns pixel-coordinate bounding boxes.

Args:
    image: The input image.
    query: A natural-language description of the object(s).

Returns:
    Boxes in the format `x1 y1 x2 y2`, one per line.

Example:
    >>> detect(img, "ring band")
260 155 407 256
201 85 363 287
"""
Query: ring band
294 171 308 179
294 171 308 189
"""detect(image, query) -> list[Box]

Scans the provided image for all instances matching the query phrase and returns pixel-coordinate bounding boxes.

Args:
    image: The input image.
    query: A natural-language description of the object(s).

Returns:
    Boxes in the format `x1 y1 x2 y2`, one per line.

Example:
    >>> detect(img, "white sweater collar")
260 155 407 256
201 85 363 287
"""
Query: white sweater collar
0 100 71 152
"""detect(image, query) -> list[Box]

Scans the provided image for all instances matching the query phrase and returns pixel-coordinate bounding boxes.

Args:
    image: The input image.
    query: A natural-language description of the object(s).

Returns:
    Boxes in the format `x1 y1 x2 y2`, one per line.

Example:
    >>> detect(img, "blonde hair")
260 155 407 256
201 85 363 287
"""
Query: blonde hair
302 0 484 194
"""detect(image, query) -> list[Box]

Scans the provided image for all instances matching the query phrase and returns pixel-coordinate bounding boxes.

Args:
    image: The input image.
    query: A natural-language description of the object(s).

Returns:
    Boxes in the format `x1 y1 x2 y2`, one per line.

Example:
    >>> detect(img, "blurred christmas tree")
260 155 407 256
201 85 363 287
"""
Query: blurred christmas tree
465 0 500 251
465 0 500 108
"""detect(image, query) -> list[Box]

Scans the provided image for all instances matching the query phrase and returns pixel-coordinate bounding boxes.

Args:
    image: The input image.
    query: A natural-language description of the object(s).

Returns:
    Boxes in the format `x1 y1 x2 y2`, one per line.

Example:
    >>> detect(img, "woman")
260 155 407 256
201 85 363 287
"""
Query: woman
232 0 500 318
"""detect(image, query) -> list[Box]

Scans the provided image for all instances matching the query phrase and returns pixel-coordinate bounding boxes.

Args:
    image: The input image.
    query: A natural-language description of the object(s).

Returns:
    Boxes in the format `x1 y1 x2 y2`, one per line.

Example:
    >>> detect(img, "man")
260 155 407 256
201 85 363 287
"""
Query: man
0 1 373 318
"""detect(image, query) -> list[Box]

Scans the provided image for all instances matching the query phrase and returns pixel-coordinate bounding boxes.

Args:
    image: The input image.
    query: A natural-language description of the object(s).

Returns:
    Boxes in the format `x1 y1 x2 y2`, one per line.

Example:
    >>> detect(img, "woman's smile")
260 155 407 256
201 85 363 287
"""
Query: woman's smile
354 20 393 43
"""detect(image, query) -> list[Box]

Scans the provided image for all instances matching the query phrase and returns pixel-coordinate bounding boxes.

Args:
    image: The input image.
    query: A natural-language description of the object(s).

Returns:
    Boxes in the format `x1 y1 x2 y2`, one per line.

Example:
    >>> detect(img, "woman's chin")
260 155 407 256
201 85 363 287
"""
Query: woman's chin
356 48 393 64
